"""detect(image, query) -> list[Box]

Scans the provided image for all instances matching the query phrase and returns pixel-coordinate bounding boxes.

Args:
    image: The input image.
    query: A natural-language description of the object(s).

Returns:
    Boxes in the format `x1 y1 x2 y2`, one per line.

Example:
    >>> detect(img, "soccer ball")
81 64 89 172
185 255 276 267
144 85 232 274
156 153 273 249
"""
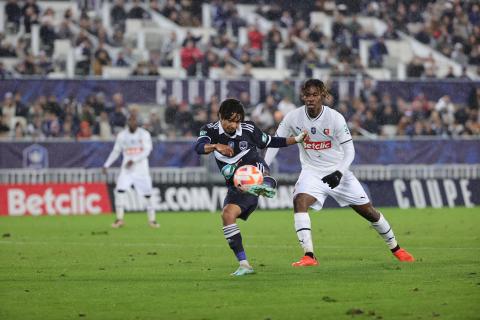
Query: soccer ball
233 165 264 192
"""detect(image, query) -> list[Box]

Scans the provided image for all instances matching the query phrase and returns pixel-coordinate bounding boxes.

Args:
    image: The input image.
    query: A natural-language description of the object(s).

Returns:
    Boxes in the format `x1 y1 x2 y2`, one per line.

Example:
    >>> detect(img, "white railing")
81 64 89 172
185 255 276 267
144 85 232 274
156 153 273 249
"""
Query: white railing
0 167 208 184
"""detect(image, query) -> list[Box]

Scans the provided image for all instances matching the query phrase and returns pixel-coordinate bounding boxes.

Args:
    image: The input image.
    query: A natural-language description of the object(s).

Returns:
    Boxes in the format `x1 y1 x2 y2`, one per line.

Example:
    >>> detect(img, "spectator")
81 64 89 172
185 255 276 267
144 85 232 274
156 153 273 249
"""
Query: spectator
128 0 149 19
180 40 203 76
111 0 127 30
77 120 92 140
94 111 113 140
175 101 194 136
247 25 264 51
369 37 389 67
252 95 276 133
5 0 22 33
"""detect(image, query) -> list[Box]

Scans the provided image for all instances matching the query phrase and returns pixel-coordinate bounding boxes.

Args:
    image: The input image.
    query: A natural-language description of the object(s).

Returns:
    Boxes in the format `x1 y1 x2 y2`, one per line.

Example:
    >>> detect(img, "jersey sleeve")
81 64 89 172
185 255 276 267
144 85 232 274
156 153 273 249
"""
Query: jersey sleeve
197 124 216 143
249 121 272 149
194 124 216 154
104 133 122 168
334 112 352 145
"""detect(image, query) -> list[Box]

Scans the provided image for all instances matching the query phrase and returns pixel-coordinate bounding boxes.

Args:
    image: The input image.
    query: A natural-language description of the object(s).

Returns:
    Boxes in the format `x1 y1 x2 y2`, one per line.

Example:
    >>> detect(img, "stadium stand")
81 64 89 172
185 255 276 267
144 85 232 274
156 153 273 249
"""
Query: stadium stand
0 0 479 140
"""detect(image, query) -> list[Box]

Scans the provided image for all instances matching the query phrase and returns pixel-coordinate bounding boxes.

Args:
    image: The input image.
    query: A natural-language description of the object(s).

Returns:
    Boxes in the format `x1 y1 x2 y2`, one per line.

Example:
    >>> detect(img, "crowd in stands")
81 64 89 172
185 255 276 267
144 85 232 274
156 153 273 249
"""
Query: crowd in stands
1 0 479 140
1 0 479 79
1 79 479 140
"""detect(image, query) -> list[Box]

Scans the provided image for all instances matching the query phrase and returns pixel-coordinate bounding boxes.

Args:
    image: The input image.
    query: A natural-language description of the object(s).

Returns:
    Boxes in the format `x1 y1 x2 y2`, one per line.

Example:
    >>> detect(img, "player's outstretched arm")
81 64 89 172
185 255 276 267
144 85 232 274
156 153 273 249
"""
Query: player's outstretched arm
194 138 234 157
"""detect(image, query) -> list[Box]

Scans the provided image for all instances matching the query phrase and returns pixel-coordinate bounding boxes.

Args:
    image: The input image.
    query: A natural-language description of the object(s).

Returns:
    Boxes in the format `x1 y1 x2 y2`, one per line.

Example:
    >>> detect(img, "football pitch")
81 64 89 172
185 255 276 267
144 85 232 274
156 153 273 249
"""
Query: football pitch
1 208 479 320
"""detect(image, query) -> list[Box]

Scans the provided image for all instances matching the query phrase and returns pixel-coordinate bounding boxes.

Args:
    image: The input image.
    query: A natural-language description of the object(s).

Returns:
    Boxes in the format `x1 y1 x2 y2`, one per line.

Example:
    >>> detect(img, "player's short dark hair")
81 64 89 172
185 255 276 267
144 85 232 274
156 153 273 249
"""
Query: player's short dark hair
218 98 245 121
301 78 329 97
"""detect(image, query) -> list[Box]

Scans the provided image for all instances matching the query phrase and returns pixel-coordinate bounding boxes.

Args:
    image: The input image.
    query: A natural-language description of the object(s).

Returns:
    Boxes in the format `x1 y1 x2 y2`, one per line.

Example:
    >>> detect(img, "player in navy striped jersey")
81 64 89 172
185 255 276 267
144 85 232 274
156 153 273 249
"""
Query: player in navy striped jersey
194 98 307 276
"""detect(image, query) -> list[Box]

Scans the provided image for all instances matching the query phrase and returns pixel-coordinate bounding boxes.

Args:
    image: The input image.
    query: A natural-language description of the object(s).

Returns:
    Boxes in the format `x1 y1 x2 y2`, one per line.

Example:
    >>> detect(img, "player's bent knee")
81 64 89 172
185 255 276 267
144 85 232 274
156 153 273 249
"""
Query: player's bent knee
293 193 315 212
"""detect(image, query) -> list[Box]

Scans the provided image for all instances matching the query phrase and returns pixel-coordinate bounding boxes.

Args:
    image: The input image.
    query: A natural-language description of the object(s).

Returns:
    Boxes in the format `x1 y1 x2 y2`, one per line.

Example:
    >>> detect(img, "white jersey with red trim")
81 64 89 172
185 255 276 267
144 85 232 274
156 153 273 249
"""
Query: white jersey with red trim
275 105 352 176
104 127 152 176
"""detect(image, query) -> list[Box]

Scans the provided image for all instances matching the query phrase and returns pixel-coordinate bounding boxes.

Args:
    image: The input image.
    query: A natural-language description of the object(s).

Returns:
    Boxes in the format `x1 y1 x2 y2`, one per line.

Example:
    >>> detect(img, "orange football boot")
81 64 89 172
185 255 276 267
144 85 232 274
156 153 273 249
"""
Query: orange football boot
393 248 415 262
292 255 319 267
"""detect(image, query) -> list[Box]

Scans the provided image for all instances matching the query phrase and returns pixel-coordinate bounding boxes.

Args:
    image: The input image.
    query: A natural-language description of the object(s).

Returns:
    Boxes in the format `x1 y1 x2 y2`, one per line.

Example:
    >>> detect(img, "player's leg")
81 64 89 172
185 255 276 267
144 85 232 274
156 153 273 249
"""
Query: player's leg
350 203 414 262
112 173 131 228
292 193 319 266
222 190 257 276
112 190 126 228
133 175 159 228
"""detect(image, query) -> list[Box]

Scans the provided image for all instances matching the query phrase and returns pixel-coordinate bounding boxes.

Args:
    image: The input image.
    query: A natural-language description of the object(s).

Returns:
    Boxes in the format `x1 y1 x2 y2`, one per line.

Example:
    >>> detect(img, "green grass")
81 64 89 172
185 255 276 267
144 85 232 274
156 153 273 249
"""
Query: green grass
1 208 479 320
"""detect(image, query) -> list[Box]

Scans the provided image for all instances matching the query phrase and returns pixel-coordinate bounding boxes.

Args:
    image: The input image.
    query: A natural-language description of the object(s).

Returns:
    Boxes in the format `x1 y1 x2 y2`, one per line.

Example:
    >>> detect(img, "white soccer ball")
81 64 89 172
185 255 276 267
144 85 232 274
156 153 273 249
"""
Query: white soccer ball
233 165 264 192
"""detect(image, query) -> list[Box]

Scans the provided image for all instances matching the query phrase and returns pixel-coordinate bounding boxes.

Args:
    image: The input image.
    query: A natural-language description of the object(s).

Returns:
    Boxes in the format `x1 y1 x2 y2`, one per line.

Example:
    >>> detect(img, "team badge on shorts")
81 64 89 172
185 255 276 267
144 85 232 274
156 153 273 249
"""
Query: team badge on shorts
228 141 235 149
311 127 316 134
323 128 330 135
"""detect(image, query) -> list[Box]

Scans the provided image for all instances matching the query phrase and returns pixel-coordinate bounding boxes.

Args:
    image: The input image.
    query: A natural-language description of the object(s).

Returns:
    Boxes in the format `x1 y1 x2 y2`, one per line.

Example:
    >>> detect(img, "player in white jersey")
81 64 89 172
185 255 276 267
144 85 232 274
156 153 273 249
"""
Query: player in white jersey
103 114 159 228
265 79 414 266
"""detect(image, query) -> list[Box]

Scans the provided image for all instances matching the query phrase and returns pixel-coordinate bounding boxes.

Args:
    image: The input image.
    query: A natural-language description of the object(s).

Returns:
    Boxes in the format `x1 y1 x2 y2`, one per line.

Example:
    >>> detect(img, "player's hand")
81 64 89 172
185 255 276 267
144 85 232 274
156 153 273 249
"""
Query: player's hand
102 167 107 175
215 144 234 157
125 160 134 169
321 170 343 189
295 130 308 143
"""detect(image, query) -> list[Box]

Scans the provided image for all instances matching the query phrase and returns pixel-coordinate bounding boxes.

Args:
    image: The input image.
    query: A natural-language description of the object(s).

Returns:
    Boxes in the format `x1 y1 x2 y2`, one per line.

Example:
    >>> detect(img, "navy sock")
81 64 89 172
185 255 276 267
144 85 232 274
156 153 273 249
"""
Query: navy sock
223 224 246 261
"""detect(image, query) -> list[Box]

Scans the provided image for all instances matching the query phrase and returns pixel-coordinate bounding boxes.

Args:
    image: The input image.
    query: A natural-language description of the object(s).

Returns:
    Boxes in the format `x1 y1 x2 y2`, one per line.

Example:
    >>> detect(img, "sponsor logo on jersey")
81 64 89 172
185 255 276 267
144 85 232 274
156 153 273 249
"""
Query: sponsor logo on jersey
199 130 207 136
228 141 235 149
239 141 248 150
323 128 330 135
304 140 332 150
311 127 316 134
125 147 143 155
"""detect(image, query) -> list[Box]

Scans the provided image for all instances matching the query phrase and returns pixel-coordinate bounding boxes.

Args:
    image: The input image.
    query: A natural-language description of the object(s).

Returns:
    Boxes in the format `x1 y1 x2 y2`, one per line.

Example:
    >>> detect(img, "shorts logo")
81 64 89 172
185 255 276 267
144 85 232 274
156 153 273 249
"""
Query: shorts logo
311 127 316 134
228 141 235 149
304 140 332 150
239 141 248 150
323 128 330 135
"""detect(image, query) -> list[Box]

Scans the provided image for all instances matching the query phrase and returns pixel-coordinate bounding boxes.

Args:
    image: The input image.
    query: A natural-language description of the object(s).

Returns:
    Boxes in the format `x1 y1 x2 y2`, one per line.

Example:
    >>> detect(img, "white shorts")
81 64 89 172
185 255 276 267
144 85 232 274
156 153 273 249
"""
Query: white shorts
116 171 153 196
293 169 369 210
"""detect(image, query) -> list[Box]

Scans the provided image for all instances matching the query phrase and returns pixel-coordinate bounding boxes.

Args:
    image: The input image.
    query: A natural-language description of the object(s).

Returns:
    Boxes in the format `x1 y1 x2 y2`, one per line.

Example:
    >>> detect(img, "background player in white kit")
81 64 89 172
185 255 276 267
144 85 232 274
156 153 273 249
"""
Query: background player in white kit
265 79 414 266
103 114 159 228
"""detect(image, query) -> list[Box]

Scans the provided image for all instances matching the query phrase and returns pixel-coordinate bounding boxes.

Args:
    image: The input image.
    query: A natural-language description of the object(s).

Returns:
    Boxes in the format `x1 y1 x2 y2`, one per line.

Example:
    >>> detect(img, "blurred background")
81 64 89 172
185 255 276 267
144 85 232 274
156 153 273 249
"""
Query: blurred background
0 0 479 214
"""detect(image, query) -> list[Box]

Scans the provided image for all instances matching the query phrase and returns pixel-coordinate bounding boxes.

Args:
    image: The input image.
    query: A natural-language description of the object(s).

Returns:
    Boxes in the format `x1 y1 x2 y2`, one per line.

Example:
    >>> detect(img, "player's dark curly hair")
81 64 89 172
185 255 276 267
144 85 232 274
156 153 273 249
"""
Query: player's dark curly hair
218 98 245 121
301 78 329 98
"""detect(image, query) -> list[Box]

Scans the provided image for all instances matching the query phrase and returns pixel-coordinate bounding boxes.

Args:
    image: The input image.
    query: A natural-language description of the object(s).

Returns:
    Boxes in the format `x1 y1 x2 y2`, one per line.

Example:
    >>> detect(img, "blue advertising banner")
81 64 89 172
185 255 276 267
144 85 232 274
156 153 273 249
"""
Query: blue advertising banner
1 139 479 169
272 139 480 173
0 141 200 168
1 79 478 105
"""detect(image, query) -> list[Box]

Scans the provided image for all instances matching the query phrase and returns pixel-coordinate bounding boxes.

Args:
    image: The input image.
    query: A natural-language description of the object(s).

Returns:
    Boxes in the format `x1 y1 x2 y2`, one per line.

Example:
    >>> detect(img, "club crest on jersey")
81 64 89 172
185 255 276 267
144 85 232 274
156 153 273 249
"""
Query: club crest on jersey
239 141 248 150
323 128 330 135
311 127 316 134
228 141 235 149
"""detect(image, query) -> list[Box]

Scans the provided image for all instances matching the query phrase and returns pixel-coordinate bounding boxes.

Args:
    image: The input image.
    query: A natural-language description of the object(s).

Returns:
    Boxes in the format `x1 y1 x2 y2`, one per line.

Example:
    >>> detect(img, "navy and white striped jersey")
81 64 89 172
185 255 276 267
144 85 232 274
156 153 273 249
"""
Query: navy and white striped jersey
195 120 274 186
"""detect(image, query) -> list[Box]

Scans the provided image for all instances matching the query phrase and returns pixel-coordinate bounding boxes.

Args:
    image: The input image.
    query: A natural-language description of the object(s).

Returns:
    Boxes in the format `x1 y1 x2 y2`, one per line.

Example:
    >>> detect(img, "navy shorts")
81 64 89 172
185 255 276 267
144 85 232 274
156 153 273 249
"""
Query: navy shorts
223 187 258 221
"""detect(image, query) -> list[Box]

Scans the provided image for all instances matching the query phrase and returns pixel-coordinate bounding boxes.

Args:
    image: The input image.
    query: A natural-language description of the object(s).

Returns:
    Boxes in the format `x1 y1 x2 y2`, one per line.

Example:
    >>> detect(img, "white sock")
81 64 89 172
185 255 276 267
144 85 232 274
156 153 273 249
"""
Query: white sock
115 192 125 220
371 213 398 250
239 260 251 268
145 196 156 222
294 212 314 254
